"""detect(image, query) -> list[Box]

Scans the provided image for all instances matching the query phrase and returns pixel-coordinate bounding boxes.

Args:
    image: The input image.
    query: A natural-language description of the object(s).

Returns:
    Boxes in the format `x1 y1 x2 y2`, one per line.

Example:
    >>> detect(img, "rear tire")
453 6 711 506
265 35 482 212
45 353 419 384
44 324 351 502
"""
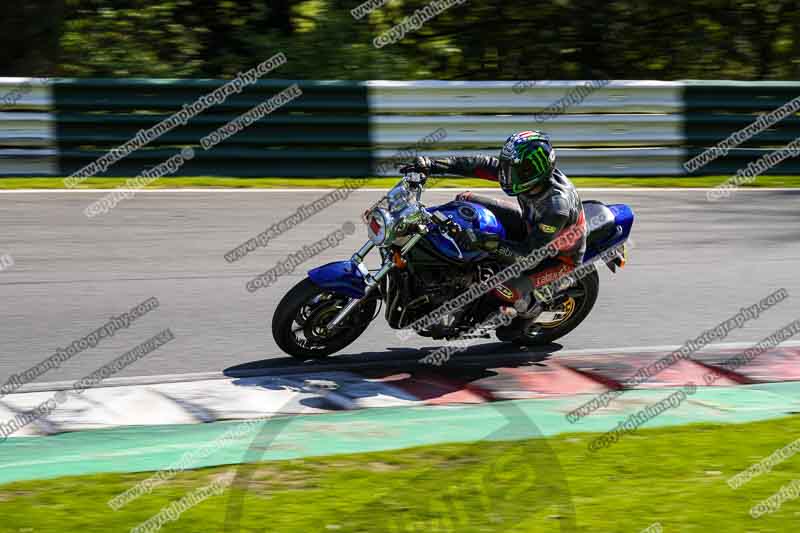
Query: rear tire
502 267 599 346
272 278 376 360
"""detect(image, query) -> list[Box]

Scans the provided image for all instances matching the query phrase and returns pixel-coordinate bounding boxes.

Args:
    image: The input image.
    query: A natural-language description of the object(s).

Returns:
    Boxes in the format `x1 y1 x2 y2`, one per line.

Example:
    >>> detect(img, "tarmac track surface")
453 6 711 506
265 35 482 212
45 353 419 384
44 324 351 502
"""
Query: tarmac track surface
0 189 798 383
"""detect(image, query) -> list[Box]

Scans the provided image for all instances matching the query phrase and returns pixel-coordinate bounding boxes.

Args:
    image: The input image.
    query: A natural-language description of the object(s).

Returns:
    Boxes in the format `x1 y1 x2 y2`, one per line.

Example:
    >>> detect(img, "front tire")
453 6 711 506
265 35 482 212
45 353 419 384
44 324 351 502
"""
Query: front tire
272 278 376 360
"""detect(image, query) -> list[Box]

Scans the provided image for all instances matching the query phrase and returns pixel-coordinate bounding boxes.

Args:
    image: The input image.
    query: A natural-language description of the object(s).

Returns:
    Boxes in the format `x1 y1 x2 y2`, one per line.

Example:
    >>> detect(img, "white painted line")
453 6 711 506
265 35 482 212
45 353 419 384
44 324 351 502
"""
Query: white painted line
543 339 800 357
9 371 227 394
577 188 799 193
0 188 798 194
0 188 388 193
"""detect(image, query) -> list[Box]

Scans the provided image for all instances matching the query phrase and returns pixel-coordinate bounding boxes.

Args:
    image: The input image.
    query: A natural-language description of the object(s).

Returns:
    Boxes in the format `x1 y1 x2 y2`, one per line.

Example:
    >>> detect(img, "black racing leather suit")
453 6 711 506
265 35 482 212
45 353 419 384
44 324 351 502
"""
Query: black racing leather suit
427 155 587 304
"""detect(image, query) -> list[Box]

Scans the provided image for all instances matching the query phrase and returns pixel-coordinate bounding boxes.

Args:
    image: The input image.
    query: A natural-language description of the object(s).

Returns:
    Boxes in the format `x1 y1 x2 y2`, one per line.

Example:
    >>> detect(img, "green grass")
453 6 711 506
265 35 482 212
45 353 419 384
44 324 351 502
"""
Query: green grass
2 175 800 189
3 416 800 532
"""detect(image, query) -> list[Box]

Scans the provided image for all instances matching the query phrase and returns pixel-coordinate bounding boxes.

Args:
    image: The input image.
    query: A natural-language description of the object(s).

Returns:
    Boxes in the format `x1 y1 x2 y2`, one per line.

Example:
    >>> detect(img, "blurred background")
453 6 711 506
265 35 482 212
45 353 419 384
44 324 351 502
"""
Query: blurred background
4 0 800 80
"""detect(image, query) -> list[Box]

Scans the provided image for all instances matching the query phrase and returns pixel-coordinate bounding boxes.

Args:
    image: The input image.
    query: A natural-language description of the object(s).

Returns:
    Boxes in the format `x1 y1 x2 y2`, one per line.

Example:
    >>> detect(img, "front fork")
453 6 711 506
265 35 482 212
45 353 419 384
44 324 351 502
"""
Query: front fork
327 233 424 330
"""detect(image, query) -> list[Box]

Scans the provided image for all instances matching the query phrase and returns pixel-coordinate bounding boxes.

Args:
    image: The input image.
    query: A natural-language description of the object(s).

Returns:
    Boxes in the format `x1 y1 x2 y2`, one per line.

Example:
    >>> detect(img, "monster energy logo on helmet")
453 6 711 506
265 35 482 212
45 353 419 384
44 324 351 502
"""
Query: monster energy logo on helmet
498 131 556 196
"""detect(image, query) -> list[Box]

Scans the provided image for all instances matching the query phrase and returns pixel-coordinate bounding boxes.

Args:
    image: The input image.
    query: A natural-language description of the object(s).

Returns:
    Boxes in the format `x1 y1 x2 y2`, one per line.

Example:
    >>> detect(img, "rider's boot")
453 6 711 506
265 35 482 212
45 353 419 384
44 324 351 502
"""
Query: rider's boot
495 292 539 341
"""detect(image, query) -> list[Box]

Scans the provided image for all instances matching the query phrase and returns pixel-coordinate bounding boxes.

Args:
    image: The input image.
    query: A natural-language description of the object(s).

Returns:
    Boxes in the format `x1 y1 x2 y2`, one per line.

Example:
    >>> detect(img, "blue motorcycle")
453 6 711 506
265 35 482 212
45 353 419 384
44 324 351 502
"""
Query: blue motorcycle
272 173 634 359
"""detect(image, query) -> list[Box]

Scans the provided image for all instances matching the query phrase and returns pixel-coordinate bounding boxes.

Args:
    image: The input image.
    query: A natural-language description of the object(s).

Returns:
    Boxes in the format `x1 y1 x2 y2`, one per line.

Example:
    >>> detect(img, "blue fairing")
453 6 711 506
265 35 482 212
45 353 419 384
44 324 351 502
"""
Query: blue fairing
306 201 506 296
584 203 635 262
308 260 367 298
424 201 507 262
308 202 632 299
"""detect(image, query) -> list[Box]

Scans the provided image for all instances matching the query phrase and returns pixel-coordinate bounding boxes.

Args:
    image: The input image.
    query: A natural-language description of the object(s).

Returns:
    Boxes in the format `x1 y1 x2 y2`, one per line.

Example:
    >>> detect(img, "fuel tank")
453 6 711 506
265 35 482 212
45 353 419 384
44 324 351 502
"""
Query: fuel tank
419 201 507 264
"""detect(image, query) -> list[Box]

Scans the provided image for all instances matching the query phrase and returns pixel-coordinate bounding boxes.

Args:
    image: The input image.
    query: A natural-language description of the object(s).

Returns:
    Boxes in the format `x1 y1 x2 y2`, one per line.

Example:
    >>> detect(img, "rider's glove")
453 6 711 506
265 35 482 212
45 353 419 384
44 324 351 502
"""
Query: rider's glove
399 156 433 175
455 228 499 252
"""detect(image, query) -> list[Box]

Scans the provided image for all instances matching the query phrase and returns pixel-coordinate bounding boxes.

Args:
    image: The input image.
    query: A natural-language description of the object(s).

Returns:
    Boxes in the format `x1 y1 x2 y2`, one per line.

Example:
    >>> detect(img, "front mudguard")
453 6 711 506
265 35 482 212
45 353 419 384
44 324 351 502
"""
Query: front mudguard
307 260 368 299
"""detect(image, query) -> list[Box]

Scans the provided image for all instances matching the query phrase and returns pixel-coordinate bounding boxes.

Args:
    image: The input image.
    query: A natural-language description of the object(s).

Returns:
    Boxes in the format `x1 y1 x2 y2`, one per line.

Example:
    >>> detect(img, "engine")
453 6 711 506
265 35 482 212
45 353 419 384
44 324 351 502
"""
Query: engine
383 257 500 336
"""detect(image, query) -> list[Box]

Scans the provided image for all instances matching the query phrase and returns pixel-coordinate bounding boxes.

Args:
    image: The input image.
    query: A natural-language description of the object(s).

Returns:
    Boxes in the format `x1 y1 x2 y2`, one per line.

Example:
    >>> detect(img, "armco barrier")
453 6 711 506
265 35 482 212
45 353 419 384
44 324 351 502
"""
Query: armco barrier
0 79 798 178
370 80 685 176
53 79 371 178
683 81 800 175
367 80 684 113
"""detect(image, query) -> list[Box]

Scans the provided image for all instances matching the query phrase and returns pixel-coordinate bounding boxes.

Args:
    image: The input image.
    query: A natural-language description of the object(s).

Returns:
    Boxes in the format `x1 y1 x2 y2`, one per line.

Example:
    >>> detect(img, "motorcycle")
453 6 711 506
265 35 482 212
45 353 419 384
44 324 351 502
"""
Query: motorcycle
272 173 634 359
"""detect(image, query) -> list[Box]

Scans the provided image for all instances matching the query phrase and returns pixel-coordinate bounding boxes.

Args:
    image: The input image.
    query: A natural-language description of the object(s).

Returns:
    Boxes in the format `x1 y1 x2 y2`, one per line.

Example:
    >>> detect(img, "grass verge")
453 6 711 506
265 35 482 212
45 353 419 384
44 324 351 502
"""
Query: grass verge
2 416 799 532
1 175 800 189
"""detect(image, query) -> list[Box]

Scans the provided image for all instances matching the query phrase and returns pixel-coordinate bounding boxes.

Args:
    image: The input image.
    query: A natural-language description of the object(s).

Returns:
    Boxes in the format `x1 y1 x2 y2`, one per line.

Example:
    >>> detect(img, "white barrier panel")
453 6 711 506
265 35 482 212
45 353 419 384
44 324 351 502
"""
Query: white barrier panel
368 80 684 114
373 147 688 177
371 113 683 148
0 78 52 111
0 112 55 147
0 79 56 176
0 148 58 176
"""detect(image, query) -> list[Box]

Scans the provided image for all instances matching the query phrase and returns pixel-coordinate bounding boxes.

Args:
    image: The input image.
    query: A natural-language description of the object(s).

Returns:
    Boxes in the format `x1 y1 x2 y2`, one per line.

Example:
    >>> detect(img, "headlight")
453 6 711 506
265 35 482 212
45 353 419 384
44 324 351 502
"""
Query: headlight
366 207 395 245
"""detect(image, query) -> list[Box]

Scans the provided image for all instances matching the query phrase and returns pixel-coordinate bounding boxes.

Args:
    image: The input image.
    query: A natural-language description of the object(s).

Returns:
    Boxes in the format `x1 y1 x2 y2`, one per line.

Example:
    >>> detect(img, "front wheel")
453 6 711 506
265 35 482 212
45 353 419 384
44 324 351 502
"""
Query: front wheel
505 266 599 346
272 278 377 360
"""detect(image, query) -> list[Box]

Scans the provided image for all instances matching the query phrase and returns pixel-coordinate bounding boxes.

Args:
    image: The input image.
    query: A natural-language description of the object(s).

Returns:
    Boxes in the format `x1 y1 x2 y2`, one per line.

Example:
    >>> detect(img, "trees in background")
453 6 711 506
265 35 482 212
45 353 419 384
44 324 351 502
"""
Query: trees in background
0 0 62 77
2 0 798 79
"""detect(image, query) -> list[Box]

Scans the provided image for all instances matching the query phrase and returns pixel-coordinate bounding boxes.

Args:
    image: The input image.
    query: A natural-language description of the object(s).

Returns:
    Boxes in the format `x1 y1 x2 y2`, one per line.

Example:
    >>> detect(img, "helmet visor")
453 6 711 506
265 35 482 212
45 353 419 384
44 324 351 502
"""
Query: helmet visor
499 158 537 194
499 158 514 191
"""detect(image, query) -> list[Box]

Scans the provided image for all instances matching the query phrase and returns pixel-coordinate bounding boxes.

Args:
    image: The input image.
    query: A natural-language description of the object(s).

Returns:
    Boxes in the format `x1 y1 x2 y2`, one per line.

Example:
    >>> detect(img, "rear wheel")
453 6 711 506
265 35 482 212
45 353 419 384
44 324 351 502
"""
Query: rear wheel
272 278 377 360
501 267 599 346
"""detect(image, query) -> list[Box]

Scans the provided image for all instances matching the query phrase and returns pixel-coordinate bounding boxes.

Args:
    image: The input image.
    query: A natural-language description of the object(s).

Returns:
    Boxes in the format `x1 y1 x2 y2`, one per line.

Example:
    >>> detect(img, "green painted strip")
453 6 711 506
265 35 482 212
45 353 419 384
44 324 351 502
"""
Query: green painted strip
1 382 799 485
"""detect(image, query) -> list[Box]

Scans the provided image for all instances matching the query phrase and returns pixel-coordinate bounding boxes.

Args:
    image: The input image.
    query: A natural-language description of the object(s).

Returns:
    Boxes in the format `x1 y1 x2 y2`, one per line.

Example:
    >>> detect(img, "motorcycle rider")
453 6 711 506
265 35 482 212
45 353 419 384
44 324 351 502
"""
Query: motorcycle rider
400 130 586 340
